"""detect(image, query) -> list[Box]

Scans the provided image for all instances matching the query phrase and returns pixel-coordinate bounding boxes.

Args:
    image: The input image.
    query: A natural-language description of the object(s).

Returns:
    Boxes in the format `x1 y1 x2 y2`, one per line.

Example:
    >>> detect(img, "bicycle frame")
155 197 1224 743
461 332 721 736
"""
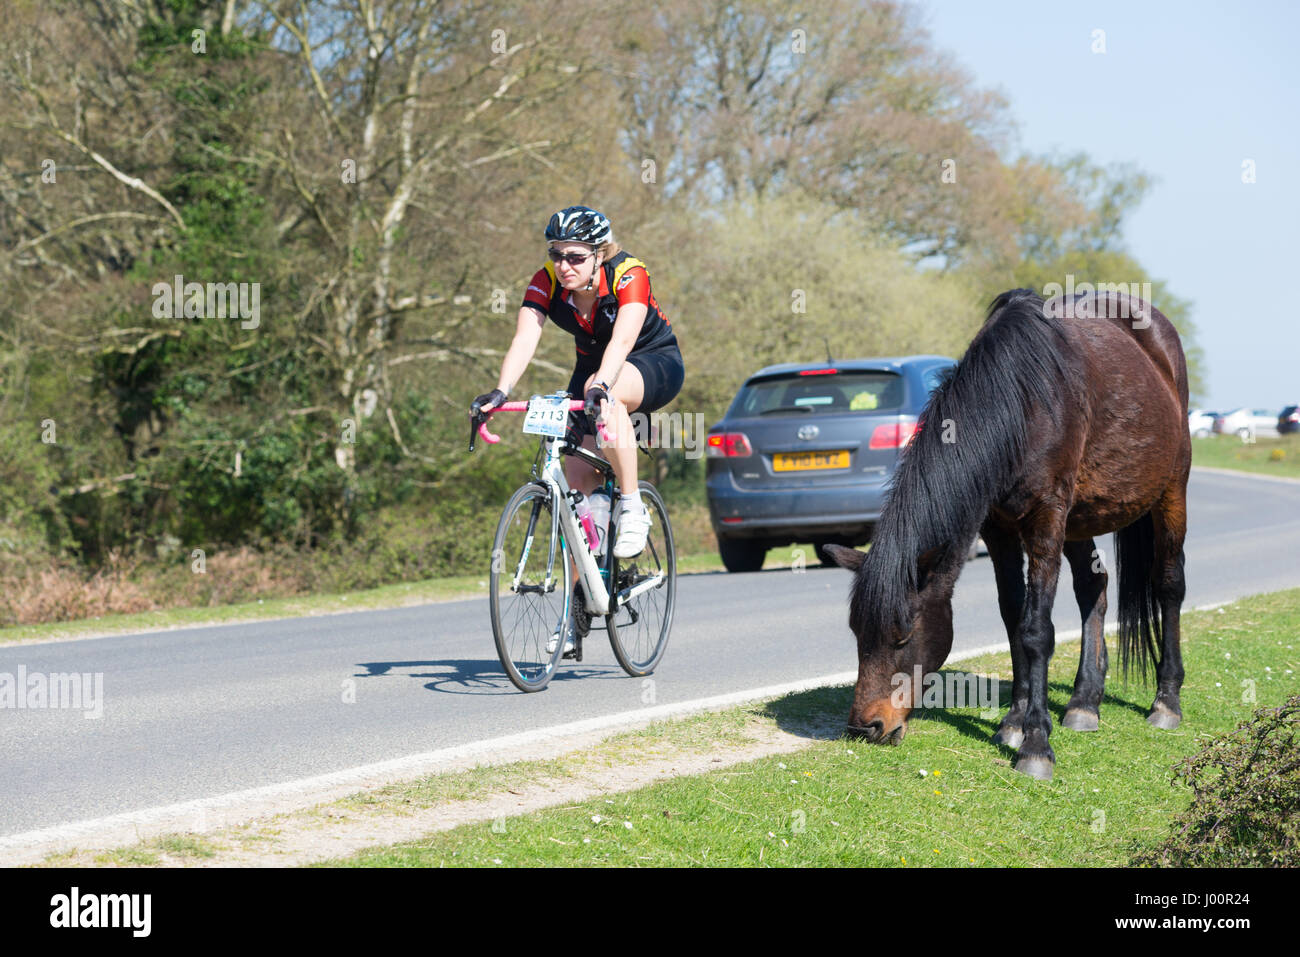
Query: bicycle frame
478 397 666 618
533 433 614 615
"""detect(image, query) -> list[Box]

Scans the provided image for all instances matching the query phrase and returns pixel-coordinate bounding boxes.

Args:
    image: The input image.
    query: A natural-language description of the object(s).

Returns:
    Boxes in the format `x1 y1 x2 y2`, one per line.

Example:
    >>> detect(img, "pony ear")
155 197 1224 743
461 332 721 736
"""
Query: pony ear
823 544 867 572
915 546 945 590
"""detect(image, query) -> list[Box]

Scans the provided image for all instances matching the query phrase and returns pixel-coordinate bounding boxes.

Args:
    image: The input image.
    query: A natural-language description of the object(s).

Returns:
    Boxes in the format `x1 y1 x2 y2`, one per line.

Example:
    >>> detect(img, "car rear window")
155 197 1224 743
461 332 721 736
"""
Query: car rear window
730 371 905 417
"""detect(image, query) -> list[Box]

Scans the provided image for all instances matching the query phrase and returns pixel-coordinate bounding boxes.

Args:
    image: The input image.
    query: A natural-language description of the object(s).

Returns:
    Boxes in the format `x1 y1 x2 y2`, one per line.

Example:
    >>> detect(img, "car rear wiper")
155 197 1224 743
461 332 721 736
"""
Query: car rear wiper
758 405 815 415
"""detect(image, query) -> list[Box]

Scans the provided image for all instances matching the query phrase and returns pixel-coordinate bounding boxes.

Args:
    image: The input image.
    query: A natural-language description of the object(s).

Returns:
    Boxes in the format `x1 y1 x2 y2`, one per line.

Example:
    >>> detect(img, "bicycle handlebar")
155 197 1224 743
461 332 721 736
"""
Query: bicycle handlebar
471 399 612 450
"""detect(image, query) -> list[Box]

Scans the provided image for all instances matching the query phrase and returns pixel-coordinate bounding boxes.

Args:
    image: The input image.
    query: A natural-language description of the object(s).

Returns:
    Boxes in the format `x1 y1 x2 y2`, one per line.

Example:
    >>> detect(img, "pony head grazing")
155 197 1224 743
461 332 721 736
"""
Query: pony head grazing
826 289 1072 744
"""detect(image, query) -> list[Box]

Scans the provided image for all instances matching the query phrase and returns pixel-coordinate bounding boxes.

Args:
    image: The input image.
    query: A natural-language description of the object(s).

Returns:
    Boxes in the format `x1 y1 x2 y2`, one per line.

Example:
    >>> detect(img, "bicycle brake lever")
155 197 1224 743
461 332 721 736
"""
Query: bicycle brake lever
587 410 614 445
469 409 497 451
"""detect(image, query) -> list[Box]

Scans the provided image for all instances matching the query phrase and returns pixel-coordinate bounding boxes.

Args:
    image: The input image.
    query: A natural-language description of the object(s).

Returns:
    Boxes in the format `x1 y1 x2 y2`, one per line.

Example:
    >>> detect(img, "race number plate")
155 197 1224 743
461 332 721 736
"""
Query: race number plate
522 394 570 437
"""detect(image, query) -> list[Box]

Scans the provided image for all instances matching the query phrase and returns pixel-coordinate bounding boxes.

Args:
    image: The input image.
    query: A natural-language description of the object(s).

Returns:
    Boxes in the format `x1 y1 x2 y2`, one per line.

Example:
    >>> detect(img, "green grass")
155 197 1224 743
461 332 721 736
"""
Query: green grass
1193 433 1300 480
92 834 218 866
328 707 765 816
319 589 1300 868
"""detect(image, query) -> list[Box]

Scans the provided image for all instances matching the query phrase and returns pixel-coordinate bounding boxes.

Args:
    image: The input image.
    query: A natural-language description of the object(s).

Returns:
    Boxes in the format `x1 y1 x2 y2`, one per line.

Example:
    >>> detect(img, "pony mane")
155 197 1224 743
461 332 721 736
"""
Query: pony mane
849 289 1075 649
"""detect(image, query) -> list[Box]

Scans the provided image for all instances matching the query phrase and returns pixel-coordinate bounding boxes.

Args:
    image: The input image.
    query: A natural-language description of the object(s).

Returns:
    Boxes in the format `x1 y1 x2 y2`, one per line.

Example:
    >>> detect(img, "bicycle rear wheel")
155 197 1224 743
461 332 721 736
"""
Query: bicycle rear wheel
490 482 570 692
606 482 675 676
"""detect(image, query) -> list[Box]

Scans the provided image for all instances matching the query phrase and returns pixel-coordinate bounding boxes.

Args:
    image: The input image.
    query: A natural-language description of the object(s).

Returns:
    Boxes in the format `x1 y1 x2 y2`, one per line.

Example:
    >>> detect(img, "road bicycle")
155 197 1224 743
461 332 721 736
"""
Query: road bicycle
470 392 676 692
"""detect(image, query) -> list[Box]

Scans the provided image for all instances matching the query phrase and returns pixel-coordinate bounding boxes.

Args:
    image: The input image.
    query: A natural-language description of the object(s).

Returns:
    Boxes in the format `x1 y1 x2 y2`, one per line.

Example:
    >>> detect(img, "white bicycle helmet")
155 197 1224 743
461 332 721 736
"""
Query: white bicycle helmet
545 206 612 246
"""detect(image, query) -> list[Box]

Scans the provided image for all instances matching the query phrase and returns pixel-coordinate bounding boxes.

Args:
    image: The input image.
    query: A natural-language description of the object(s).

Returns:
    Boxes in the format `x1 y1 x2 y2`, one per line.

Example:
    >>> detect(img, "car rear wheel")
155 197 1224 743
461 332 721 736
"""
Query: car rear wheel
718 537 767 573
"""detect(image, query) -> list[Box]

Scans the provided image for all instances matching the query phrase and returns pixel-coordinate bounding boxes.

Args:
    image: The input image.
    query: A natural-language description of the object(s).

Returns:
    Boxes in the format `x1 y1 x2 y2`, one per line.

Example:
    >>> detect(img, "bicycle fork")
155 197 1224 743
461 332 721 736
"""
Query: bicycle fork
509 495 561 595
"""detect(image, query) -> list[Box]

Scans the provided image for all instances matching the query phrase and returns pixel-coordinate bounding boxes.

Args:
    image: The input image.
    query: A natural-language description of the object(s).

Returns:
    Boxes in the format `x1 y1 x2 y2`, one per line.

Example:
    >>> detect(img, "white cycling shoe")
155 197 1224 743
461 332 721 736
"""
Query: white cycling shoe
613 506 652 559
546 619 576 656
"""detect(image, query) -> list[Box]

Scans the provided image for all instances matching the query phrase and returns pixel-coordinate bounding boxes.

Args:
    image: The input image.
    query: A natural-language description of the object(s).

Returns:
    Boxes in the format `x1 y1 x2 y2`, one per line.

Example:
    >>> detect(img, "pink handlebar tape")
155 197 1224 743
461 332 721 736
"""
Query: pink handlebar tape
477 399 612 445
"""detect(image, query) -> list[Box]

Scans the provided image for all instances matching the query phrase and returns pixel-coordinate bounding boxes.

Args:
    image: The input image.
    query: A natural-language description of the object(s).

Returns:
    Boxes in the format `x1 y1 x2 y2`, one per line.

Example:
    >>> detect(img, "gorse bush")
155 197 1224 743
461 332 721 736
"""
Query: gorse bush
1133 694 1299 867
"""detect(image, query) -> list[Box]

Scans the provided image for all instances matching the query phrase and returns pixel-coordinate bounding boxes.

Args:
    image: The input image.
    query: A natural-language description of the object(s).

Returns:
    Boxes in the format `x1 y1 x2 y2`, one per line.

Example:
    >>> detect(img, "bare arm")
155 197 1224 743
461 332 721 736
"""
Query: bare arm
491 306 548 403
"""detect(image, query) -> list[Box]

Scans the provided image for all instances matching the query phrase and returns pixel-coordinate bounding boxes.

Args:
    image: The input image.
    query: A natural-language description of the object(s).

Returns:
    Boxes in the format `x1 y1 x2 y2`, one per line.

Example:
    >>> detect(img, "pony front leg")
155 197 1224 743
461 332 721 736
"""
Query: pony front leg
1013 524 1067 780
983 518 1028 749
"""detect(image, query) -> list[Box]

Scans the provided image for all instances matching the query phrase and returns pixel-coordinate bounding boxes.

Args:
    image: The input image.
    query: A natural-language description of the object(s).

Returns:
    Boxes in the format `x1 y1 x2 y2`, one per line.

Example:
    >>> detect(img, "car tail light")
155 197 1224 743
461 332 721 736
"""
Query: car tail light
707 432 753 457
869 420 919 449
1288 411 1300 422
798 368 839 376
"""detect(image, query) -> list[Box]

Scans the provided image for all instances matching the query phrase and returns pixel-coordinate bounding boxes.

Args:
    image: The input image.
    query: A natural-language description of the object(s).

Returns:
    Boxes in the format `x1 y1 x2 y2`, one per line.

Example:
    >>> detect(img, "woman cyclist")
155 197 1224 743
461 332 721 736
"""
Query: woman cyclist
472 206 683 647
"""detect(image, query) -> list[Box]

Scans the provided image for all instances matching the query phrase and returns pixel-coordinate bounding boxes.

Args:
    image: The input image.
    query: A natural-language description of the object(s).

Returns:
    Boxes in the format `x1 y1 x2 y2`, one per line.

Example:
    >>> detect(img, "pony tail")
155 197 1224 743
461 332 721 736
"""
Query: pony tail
1115 512 1160 682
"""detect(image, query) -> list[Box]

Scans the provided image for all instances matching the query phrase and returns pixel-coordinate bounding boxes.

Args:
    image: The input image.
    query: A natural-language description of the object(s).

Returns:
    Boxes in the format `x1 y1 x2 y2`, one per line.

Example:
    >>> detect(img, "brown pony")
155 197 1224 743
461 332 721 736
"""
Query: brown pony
826 288 1190 780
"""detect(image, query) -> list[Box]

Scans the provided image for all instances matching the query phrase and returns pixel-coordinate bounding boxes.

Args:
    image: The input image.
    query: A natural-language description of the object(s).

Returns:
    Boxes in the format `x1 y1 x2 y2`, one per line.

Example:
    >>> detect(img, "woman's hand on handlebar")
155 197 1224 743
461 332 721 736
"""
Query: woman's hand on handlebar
471 388 508 418
469 388 506 452
583 385 609 423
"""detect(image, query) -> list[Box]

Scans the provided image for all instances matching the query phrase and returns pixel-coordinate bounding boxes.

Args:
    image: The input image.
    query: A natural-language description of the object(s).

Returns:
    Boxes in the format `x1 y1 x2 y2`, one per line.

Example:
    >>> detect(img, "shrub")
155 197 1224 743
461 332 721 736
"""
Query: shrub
1133 695 1299 867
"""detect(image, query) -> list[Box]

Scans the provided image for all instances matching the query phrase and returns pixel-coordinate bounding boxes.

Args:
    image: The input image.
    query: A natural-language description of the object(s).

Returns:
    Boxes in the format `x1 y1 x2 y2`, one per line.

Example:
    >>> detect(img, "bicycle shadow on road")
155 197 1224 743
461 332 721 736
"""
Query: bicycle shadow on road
354 658 629 695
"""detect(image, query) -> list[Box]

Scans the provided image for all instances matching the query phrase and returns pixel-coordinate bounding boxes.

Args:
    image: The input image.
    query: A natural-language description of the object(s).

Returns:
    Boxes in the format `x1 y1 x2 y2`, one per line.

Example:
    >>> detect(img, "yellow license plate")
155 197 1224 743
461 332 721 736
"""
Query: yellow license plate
773 450 850 472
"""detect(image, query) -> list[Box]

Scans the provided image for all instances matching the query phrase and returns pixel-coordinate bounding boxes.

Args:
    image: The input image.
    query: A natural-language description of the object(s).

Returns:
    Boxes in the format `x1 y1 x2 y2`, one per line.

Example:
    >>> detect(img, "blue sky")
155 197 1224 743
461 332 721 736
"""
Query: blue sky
919 0 1300 411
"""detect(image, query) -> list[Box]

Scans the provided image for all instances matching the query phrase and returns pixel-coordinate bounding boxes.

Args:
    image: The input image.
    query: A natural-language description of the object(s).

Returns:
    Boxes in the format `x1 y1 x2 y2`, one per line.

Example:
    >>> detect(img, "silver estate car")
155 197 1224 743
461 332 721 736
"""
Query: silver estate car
705 355 957 572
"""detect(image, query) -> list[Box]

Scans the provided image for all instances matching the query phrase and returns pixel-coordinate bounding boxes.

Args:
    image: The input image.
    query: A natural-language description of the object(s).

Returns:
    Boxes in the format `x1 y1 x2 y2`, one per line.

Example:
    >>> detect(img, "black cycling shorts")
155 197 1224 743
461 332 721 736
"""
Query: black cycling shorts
565 346 685 443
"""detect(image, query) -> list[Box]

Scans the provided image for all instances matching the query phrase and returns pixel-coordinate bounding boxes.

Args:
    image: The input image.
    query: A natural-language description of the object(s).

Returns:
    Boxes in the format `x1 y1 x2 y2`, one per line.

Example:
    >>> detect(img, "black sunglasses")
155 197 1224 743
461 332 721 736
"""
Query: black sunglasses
548 249 594 266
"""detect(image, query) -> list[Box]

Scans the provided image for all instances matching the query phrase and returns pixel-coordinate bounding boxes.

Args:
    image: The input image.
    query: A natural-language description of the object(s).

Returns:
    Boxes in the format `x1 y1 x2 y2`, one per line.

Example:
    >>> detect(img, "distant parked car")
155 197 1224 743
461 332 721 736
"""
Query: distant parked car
705 355 956 572
1188 409 1218 438
1214 407 1280 441
1279 405 1300 435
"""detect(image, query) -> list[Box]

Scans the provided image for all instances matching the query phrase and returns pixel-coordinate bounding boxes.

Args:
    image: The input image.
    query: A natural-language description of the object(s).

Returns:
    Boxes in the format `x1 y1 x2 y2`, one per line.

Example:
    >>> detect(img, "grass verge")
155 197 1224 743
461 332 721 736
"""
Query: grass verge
316 589 1299 868
1192 433 1300 480
36 588 1294 868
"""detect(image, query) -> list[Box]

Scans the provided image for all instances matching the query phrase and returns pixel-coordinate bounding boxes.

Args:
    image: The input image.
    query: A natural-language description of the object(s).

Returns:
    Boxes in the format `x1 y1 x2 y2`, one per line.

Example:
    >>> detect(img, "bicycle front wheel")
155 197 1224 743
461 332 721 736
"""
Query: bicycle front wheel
606 482 675 676
490 482 571 692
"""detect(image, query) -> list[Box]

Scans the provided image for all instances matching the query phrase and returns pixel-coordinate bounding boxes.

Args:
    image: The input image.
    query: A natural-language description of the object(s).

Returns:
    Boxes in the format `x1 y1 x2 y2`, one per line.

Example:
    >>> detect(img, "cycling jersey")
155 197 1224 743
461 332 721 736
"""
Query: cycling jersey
521 251 678 361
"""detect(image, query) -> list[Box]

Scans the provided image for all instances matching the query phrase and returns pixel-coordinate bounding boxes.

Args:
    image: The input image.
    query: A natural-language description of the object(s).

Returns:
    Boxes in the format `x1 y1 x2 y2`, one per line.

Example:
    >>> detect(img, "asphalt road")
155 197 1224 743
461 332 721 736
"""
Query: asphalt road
2 467 1297 837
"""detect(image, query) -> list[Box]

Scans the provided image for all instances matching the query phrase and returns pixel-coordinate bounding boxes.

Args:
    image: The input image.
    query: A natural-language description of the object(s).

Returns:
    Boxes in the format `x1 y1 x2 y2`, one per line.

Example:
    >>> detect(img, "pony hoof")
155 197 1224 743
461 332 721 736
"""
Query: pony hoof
1062 709 1099 732
1147 704 1181 730
993 727 1024 749
1013 756 1054 781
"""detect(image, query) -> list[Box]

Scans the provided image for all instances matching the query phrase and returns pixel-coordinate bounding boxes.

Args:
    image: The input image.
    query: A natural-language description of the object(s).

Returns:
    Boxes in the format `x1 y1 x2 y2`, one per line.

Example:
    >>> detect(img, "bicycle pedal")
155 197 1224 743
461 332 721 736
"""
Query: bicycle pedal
563 636 583 661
